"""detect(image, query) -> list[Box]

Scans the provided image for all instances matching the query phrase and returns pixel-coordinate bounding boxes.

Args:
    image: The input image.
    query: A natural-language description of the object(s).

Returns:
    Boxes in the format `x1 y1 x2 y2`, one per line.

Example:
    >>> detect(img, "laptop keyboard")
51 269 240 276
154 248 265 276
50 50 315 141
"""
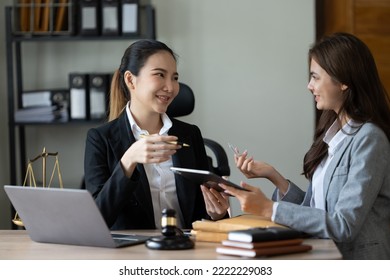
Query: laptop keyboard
111 234 150 247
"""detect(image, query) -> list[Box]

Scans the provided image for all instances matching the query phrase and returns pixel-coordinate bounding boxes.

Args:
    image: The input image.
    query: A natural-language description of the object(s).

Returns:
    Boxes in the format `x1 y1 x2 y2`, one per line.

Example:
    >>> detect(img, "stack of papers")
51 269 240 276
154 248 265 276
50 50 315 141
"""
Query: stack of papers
14 106 68 123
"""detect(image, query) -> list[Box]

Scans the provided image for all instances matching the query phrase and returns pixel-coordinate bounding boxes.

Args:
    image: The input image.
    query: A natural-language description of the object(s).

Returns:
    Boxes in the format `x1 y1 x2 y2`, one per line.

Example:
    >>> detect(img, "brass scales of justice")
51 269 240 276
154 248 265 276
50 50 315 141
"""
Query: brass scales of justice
12 147 64 227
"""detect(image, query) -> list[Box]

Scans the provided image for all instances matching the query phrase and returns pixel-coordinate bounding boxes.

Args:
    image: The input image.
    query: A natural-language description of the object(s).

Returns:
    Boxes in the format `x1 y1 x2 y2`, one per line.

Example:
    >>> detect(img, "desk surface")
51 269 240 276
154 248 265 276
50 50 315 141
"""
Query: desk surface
0 230 342 260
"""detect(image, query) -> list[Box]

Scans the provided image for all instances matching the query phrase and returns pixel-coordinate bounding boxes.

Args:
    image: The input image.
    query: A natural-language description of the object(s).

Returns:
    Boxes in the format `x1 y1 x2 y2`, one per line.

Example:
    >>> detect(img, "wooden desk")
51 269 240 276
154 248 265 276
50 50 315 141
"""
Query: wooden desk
0 230 342 260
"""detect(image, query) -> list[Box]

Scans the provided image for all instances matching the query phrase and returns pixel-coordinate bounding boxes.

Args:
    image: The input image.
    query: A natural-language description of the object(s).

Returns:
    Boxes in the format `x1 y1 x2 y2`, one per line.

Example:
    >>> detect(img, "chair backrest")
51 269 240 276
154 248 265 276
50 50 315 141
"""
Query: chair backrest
166 83 195 117
167 83 230 177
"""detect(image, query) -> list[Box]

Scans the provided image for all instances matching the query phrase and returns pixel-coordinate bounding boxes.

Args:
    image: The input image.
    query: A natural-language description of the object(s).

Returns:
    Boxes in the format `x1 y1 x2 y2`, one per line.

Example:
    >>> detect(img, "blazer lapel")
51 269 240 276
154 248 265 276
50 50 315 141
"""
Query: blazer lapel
169 123 198 226
322 135 354 209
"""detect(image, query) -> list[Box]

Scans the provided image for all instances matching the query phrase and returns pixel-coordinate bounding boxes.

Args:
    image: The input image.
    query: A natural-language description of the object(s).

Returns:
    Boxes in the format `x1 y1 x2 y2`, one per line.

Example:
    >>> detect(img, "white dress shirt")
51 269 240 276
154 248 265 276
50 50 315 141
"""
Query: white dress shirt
125 103 185 228
310 120 350 209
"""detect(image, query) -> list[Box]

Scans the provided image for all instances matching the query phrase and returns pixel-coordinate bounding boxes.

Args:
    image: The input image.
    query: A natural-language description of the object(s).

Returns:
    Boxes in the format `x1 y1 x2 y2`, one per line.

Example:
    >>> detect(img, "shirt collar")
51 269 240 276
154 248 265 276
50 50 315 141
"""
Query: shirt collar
125 101 173 139
323 119 361 155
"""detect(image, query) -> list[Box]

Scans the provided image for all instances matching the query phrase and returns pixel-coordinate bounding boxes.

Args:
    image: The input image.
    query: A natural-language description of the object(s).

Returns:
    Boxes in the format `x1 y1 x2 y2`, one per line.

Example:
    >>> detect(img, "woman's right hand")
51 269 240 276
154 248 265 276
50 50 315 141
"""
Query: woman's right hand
120 135 181 177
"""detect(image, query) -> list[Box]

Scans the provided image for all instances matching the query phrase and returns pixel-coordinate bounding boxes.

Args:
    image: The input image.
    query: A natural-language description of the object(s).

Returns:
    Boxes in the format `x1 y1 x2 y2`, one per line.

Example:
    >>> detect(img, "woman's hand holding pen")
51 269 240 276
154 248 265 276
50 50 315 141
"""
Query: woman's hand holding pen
120 135 182 177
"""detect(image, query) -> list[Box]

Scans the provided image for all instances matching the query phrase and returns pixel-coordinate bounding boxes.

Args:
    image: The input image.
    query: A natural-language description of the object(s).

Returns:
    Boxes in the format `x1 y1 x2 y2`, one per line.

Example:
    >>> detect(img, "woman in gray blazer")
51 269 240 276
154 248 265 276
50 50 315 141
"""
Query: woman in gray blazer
221 33 390 259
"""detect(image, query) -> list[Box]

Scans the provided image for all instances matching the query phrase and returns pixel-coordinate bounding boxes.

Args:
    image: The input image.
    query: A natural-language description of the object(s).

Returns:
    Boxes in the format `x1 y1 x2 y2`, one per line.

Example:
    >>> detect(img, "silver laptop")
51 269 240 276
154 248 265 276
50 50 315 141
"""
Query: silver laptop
4 185 151 248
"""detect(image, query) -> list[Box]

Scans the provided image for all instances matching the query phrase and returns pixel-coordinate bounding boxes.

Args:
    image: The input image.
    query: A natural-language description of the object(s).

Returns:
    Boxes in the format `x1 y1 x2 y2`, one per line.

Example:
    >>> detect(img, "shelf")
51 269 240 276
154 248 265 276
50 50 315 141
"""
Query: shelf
13 120 106 126
5 3 157 229
7 4 156 42
10 34 153 42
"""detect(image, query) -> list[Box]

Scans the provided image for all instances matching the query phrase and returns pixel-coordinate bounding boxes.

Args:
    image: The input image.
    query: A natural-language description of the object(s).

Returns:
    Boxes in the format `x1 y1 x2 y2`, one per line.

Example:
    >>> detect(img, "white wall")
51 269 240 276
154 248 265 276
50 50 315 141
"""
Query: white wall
0 0 315 229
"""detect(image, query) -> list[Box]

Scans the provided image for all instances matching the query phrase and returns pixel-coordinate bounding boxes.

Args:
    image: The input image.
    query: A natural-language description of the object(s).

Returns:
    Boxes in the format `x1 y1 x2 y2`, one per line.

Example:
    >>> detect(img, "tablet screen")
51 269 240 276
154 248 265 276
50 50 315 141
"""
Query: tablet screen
170 167 247 192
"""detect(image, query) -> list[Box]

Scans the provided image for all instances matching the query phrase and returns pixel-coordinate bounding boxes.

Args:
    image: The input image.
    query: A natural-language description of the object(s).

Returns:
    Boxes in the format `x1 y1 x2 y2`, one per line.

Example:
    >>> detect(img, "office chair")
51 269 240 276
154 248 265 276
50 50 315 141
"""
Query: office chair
167 83 230 177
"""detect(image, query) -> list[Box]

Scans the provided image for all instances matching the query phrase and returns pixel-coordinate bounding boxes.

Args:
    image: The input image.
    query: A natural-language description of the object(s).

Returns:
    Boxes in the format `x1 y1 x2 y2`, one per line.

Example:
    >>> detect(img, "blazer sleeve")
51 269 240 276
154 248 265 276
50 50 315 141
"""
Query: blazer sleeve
84 126 141 228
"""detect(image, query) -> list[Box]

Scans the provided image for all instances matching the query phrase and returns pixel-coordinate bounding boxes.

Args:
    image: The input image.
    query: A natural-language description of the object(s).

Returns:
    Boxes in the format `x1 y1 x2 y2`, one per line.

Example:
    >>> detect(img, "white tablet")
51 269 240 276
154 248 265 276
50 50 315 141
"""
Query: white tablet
170 167 247 192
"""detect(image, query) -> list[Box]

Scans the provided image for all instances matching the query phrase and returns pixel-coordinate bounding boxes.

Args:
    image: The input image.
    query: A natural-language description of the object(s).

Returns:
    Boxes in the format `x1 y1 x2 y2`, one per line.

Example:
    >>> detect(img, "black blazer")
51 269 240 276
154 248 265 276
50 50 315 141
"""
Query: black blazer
84 111 211 230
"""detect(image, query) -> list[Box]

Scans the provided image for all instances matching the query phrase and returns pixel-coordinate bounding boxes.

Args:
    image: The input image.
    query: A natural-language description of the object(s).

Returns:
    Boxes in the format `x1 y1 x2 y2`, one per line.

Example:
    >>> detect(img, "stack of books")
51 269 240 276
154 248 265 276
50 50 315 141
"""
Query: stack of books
216 227 312 258
191 214 285 243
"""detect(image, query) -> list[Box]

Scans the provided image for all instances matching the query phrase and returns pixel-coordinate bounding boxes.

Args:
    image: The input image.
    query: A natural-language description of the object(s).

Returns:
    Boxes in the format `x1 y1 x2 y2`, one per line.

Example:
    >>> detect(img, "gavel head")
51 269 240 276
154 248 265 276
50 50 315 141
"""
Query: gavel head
161 208 177 237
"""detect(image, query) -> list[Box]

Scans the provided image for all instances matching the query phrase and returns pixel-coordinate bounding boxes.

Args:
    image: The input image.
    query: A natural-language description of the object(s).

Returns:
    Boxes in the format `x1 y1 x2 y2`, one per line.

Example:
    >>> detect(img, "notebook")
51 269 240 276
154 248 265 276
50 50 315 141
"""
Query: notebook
4 185 151 248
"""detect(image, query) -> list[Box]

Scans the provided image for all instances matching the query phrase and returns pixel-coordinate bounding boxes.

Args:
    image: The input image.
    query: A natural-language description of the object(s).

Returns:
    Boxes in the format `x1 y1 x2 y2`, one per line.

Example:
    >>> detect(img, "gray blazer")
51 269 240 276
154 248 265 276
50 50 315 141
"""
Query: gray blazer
273 122 390 259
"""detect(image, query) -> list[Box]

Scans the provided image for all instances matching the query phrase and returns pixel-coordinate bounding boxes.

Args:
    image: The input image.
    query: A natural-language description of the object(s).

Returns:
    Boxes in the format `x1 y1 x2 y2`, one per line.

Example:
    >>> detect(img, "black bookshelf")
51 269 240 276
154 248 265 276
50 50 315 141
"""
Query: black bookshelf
5 4 156 229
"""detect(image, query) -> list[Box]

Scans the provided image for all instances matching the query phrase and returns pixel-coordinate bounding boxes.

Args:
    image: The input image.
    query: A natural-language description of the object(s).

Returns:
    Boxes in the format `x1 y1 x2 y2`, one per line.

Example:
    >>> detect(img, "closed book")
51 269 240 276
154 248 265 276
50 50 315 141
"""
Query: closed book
221 238 304 249
216 244 312 258
192 215 284 233
228 227 303 243
191 230 228 243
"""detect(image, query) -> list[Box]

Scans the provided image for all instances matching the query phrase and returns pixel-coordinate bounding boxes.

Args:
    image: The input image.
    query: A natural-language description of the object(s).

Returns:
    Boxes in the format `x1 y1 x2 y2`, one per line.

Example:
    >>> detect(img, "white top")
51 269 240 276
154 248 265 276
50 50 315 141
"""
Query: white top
125 103 184 228
310 120 350 209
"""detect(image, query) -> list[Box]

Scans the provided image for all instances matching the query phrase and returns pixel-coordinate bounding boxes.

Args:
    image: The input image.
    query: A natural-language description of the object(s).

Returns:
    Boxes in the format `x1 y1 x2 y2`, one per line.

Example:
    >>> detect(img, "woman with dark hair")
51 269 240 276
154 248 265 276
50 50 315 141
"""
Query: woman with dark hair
84 39 229 230
220 33 390 259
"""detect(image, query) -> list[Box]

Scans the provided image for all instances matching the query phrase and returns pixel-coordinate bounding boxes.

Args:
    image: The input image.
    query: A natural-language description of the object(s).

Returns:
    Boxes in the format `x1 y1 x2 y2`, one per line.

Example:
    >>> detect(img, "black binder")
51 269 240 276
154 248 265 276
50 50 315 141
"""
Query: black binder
69 73 89 120
51 88 70 110
79 0 100 35
121 0 139 35
89 73 109 120
101 0 120 35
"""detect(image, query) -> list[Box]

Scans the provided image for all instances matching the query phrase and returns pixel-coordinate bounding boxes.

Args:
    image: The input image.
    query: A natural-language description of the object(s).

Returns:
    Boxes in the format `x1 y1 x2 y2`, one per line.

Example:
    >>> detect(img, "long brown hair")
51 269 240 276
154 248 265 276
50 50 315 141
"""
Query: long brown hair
303 33 390 179
108 39 177 121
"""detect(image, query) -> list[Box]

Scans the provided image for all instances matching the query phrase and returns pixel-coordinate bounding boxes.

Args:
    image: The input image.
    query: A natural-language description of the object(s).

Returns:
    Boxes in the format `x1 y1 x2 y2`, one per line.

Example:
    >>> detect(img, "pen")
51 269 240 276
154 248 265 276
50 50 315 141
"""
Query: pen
228 143 240 156
140 134 190 147
165 141 190 147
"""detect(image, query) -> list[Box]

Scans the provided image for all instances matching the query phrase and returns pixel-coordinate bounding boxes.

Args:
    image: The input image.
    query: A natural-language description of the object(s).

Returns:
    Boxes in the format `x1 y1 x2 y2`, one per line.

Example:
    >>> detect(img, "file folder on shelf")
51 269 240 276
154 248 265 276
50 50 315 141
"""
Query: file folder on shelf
54 0 69 32
79 0 100 35
89 73 109 120
13 0 74 35
17 0 31 32
101 0 120 35
69 73 89 120
33 0 41 32
121 0 139 35
39 0 50 32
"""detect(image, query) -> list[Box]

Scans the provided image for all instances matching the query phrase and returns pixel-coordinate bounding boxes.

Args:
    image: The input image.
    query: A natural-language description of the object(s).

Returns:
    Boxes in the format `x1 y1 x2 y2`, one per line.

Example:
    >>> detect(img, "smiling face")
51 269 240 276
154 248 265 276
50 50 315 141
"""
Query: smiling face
307 58 347 114
125 50 179 117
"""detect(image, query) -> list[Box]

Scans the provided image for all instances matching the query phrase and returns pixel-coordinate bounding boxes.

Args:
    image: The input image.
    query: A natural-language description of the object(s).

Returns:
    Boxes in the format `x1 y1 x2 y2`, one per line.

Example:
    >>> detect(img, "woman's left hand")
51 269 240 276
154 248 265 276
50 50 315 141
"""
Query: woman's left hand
200 185 229 220
219 182 274 218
